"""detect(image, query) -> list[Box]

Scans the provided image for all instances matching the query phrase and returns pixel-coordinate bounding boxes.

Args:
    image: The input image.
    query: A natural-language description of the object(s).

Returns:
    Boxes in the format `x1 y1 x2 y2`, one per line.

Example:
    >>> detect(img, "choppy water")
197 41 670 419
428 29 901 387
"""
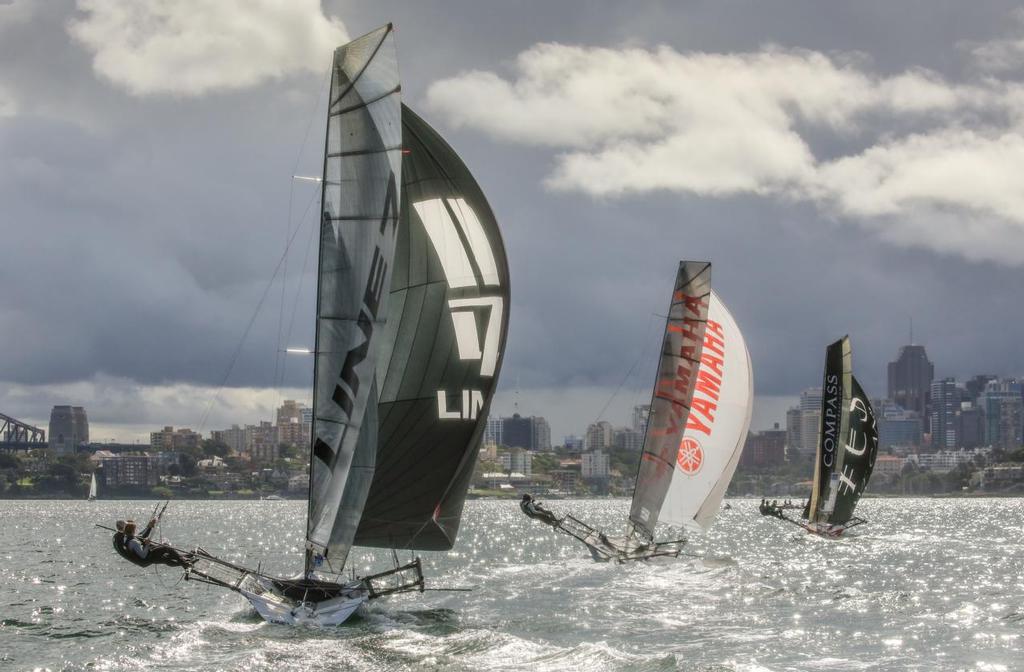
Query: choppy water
1 498 1023 671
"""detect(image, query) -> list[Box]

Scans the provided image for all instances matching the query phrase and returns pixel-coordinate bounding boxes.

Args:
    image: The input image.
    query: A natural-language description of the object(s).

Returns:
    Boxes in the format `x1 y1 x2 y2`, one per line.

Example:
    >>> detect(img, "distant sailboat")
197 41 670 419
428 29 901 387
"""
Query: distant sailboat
760 336 878 537
105 24 510 625
522 262 753 561
88 473 97 501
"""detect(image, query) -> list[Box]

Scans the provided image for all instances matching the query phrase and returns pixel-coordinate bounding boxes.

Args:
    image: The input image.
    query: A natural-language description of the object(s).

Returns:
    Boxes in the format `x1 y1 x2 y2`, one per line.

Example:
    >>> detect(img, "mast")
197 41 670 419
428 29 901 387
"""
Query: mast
628 261 711 540
352 104 511 550
305 24 402 575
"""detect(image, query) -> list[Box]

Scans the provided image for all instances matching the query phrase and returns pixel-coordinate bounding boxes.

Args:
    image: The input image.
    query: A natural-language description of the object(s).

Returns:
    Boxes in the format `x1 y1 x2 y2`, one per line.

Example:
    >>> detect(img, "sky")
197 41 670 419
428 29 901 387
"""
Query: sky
1 0 1023 443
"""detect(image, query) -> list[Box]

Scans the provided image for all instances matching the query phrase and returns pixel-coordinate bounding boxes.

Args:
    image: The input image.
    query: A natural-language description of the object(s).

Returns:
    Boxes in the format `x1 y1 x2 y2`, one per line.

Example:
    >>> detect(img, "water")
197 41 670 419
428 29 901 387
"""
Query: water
1 498 1022 671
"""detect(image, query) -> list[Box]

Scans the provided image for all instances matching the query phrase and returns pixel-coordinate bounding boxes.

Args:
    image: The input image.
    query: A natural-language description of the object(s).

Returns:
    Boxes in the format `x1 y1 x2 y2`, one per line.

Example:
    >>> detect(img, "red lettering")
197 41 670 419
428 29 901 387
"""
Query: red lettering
685 413 711 435
694 369 721 401
700 352 724 378
691 397 717 426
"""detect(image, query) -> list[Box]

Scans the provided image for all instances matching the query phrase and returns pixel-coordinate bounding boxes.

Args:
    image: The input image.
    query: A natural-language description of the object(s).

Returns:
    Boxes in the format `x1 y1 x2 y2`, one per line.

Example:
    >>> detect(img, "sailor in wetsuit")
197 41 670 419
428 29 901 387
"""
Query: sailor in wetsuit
520 494 559 527
113 518 189 568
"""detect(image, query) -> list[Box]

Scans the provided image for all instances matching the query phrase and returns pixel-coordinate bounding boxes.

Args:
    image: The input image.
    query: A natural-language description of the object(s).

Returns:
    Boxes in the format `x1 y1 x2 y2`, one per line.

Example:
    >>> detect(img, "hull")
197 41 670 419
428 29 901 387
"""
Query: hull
240 577 368 626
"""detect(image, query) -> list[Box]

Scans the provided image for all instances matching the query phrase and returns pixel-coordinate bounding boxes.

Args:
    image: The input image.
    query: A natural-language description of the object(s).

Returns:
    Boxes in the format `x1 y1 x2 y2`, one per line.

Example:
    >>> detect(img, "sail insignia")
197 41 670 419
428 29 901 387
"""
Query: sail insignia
628 261 711 540
351 104 511 551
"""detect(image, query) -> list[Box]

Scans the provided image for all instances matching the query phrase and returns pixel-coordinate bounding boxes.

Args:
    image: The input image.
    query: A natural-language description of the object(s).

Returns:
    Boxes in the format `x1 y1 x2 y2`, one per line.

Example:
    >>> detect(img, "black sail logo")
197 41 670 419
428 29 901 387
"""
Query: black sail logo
314 174 398 467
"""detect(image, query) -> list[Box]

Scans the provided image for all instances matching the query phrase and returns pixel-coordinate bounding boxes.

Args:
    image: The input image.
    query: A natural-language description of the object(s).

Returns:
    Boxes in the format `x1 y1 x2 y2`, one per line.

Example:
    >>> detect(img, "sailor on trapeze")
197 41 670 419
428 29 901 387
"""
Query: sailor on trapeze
520 494 560 527
112 515 191 568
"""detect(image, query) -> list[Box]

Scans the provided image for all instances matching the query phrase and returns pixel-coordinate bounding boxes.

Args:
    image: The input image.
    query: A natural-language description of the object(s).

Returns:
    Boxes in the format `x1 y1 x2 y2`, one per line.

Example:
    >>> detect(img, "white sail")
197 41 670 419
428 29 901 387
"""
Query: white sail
659 290 753 532
88 473 97 500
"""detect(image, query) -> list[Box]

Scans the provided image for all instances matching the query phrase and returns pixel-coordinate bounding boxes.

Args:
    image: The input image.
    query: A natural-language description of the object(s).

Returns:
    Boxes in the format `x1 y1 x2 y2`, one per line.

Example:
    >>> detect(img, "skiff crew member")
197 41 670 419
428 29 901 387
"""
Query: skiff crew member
520 494 559 527
113 518 190 568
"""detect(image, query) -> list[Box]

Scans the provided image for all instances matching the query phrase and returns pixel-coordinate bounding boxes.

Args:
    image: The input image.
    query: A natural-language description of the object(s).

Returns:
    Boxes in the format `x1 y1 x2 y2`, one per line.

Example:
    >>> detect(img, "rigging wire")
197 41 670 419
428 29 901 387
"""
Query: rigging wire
273 63 332 406
591 310 660 427
197 215 314 433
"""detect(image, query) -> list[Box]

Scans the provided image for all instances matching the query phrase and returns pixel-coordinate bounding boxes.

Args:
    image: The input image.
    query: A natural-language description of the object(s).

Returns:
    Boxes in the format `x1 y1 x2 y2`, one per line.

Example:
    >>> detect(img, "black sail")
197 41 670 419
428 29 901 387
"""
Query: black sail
306 25 402 571
807 336 851 523
628 262 711 539
828 375 879 524
353 104 510 549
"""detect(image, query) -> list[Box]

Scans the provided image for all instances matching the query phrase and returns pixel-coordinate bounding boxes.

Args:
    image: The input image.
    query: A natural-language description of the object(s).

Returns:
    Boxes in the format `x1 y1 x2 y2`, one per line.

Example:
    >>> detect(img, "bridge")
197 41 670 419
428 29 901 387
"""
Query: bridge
0 413 46 451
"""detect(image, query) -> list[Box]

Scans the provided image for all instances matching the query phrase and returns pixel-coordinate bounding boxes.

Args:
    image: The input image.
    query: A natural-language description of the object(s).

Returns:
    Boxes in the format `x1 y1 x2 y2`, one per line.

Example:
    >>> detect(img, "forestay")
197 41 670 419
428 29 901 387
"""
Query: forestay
306 24 403 572
353 104 511 550
659 291 753 532
629 262 711 540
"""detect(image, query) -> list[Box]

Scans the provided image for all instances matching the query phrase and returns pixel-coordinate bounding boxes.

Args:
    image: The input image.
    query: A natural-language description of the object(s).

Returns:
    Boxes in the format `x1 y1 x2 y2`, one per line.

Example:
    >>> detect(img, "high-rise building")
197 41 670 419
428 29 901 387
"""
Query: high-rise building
585 421 614 451
581 451 610 479
956 403 985 450
888 344 934 429
276 400 309 449
211 425 246 454
930 378 962 451
99 454 159 487
501 414 532 449
245 421 278 463
785 406 802 454
632 404 651 434
150 426 201 452
496 414 551 450
614 427 643 452
484 415 503 446
979 379 1024 450
48 405 89 455
876 399 922 450
799 388 822 454
531 417 551 451
965 375 998 402
499 447 532 477
739 426 786 468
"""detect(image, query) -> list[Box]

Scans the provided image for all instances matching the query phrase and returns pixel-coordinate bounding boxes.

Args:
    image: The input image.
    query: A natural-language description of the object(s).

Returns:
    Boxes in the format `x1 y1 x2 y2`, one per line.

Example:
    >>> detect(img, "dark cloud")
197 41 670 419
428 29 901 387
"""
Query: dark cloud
0 1 1021 440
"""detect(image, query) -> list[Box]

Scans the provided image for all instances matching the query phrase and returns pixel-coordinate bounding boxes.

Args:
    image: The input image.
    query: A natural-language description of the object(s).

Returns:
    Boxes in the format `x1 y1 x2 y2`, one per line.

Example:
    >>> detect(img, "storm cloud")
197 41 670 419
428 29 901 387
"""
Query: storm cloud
1 1 1022 441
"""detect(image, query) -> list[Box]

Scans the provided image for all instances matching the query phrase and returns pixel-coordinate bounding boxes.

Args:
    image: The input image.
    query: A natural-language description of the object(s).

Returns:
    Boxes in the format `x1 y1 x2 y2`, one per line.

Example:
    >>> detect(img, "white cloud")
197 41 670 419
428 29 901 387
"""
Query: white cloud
426 39 1024 265
68 0 347 97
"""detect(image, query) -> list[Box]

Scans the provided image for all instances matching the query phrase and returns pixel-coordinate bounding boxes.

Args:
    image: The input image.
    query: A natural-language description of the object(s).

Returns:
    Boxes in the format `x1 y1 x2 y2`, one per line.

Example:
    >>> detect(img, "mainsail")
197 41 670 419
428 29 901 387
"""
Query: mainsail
629 262 711 539
354 104 511 550
806 337 852 523
88 473 97 500
306 24 403 571
658 291 753 532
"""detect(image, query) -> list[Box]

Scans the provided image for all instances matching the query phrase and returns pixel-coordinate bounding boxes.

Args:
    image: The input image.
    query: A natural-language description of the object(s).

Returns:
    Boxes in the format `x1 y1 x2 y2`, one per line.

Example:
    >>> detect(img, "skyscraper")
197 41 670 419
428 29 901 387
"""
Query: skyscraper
929 378 961 450
48 405 89 455
888 344 934 429
799 388 822 454
979 379 1024 450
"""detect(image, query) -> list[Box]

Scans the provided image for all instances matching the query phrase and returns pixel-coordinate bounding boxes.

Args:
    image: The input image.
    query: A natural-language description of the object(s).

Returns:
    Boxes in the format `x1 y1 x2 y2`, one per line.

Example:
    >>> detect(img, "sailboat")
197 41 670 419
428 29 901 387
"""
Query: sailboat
760 336 878 537
87 473 97 501
106 24 510 625
522 262 753 561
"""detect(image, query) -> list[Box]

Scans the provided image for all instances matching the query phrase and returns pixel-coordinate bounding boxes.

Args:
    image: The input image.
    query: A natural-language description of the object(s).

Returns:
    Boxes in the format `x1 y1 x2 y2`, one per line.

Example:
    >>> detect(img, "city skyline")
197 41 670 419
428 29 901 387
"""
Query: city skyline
2 2 1024 445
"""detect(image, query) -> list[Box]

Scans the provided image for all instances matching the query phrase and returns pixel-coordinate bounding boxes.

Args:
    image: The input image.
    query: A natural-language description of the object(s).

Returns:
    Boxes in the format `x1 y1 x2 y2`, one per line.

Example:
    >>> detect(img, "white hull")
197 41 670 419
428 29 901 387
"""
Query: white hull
239 576 368 626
